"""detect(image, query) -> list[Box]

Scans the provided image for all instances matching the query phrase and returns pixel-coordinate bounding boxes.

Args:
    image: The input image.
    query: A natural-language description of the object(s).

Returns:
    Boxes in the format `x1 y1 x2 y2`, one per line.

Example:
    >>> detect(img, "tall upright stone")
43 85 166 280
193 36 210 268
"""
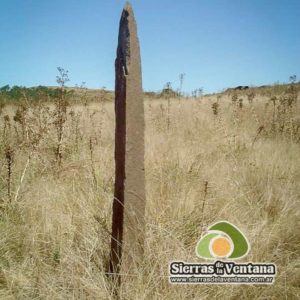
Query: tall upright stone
110 2 146 277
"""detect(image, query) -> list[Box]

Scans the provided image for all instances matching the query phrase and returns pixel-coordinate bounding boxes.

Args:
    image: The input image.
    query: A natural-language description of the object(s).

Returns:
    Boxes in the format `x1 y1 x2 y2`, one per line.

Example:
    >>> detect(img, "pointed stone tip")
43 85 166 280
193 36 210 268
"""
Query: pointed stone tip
124 1 133 12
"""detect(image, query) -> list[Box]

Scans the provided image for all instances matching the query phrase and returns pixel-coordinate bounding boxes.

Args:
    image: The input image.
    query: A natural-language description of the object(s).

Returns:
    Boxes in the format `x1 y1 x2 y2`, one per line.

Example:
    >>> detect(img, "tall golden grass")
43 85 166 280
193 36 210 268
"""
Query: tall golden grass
0 88 299 299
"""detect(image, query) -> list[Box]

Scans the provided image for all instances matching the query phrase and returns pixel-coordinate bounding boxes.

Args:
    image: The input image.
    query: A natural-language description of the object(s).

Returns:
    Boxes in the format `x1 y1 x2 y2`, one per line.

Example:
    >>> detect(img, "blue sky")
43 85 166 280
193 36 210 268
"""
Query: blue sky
0 0 299 94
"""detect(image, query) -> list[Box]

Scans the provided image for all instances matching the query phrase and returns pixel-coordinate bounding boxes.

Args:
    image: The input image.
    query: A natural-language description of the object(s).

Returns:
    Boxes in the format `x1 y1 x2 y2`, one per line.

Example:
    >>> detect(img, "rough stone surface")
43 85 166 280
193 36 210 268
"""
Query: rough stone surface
110 2 145 275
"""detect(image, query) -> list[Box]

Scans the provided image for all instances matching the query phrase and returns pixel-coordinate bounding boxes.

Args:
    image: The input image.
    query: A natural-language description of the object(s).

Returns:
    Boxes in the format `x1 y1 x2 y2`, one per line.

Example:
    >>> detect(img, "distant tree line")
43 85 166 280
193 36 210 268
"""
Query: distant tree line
0 85 68 103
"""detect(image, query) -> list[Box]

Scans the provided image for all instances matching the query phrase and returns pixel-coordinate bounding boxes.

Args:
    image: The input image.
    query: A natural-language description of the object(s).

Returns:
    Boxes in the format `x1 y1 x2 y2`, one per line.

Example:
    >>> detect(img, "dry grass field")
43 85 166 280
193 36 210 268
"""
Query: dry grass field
0 87 299 299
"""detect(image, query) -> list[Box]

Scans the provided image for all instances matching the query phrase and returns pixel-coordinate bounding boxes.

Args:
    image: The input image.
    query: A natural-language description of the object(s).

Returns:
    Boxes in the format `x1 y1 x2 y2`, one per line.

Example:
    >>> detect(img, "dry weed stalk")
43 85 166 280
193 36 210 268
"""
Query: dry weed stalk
69 110 82 150
211 102 219 116
54 67 69 168
247 91 255 104
5 144 14 201
200 181 209 234
262 83 300 142
238 98 243 109
2 115 15 201
231 93 238 105
89 135 97 186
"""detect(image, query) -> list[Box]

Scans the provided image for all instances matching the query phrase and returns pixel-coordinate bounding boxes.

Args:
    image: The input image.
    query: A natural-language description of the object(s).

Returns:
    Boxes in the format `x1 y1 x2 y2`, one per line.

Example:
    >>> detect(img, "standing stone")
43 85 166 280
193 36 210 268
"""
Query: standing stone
110 2 146 277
